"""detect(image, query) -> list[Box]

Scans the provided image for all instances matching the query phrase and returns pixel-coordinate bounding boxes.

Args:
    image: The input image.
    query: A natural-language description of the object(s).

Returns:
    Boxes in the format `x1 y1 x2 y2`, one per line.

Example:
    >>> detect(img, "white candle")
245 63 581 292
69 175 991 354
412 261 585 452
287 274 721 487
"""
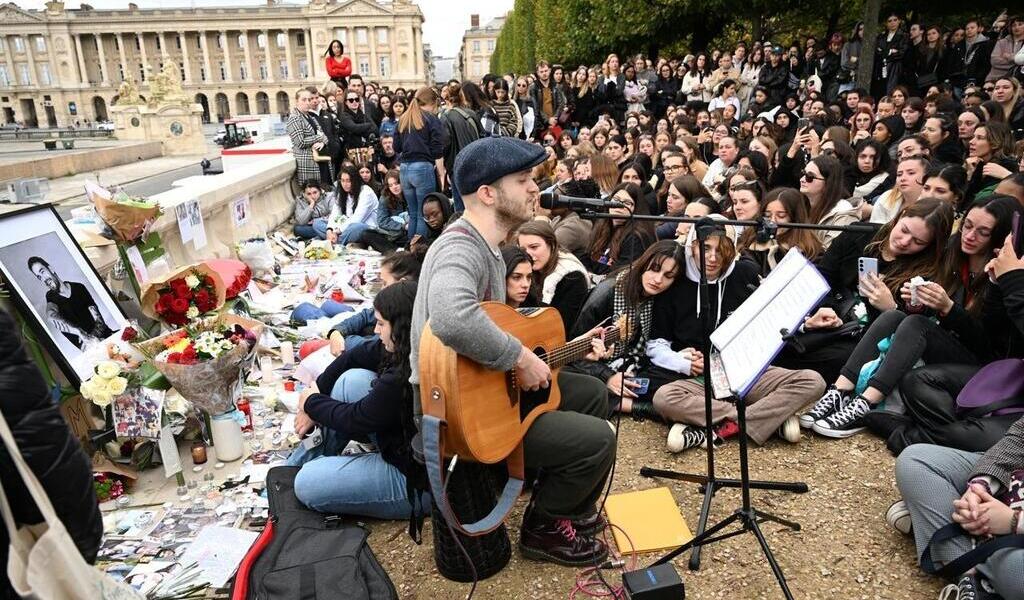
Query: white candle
260 356 275 382
279 341 294 366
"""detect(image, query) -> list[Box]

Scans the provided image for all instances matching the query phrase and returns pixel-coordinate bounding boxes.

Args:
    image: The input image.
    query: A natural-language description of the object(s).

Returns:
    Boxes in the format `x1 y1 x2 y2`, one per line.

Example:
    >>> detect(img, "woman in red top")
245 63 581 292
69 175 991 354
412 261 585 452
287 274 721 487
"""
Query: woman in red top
325 40 351 87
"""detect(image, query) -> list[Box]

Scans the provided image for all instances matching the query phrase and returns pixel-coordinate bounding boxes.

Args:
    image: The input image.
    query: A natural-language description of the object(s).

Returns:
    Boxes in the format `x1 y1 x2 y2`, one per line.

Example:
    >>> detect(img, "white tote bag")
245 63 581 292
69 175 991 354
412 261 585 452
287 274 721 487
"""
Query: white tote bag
0 410 143 600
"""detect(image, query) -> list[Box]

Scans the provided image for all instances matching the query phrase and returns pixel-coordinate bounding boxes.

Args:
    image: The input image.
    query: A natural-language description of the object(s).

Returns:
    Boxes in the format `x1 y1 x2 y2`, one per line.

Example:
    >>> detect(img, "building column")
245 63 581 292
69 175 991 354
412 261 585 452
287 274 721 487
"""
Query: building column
412 27 422 80
305 29 315 81
116 33 128 82
283 29 294 82
368 29 378 78
179 32 191 84
74 34 89 85
137 32 149 80
0 37 9 87
158 31 169 63
263 30 274 83
221 31 233 82
199 31 212 83
24 36 38 86
94 34 109 86
241 31 253 81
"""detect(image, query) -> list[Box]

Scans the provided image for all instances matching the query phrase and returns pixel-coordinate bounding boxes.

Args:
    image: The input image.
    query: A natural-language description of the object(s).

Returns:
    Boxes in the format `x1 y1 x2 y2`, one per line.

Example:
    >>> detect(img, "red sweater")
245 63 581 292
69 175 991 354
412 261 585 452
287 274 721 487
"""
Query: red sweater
326 55 352 79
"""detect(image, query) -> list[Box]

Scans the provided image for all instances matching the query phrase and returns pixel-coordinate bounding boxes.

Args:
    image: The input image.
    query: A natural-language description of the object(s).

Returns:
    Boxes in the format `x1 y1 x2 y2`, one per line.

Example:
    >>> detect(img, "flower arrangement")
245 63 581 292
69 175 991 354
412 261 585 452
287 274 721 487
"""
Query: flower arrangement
141 263 226 327
85 181 161 243
137 315 263 416
303 242 335 261
79 360 131 408
93 472 126 503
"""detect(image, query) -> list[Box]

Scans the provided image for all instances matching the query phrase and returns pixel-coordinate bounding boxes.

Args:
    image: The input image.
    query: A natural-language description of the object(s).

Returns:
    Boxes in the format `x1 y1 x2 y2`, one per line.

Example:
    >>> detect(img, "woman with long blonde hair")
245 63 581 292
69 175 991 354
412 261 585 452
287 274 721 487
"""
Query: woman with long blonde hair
395 86 445 244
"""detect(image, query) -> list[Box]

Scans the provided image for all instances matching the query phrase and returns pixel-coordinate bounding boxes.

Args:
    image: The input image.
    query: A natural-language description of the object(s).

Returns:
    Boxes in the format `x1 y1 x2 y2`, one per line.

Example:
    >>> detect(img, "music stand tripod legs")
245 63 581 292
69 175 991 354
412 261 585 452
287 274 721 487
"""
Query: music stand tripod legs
638 218 807 597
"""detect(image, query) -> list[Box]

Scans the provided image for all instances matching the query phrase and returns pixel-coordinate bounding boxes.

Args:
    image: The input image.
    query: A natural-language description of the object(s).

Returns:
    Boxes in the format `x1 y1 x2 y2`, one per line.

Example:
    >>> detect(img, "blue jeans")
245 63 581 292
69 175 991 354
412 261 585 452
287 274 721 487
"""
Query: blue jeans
339 222 370 245
399 161 436 242
294 223 318 239
287 369 423 519
311 217 330 240
290 300 354 323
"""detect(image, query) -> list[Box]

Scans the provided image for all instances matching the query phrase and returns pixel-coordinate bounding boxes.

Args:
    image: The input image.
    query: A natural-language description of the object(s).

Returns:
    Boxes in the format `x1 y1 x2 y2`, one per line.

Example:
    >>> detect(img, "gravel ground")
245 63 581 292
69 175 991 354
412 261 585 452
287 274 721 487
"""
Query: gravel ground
366 419 945 599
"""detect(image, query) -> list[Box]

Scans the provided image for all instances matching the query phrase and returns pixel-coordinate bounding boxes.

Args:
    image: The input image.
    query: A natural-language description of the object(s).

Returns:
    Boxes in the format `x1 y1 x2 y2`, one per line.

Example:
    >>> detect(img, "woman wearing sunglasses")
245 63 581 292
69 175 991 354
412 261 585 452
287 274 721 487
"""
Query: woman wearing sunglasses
799 155 859 250
338 91 377 152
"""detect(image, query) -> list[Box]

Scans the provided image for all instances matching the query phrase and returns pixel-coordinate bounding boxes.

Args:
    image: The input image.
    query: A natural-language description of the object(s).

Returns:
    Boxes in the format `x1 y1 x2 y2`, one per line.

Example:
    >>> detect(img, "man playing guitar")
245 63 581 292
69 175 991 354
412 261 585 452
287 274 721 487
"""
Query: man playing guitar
410 137 616 566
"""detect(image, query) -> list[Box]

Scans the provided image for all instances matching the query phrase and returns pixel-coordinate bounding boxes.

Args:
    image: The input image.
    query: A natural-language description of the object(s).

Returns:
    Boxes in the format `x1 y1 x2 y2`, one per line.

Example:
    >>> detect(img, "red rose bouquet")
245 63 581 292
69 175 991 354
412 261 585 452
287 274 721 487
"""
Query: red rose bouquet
141 263 226 326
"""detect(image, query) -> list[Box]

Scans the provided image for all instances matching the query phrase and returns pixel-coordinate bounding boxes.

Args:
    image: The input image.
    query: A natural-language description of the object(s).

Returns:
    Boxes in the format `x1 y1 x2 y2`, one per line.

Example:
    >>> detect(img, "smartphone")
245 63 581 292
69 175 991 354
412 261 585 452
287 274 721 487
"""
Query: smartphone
631 377 650 396
858 257 879 278
797 117 811 132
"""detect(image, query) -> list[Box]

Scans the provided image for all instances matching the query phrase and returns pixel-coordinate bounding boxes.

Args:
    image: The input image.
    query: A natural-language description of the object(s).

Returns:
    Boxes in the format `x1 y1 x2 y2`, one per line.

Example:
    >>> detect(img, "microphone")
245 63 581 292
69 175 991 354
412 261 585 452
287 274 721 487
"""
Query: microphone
539 189 626 211
755 217 778 243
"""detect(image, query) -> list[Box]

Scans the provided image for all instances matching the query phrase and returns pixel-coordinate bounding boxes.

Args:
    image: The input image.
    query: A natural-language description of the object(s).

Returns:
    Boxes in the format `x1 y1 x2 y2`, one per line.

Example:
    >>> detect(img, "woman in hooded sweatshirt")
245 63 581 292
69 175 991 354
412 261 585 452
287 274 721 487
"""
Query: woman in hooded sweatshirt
516 221 591 332
649 214 825 452
873 114 906 161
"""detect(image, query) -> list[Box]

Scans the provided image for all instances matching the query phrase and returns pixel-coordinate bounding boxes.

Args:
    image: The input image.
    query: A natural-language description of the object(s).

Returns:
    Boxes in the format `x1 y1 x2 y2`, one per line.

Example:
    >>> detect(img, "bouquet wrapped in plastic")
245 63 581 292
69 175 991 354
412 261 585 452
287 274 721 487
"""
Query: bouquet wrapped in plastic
236 237 276 279
85 181 161 243
136 314 262 416
140 263 226 326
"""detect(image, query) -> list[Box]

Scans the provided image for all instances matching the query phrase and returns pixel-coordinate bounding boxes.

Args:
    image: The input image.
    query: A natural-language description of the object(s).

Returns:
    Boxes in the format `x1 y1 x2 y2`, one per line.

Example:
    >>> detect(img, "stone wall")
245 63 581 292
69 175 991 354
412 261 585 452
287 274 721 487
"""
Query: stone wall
0 141 164 181
80 152 296 275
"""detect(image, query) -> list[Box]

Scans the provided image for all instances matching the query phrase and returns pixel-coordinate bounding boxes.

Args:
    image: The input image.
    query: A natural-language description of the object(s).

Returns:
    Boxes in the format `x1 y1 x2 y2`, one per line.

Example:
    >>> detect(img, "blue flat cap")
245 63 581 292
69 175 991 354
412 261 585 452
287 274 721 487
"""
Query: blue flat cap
453 137 547 196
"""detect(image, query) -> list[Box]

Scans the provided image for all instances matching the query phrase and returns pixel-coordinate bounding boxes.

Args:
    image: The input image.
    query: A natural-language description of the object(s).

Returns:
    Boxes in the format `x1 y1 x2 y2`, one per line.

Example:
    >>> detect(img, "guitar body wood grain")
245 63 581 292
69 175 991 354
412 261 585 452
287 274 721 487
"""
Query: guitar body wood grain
420 302 565 464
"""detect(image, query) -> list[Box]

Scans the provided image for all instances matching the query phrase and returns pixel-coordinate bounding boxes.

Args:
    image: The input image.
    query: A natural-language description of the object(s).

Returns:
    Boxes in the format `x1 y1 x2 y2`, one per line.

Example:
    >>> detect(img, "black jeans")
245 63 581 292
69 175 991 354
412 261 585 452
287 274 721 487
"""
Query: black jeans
523 371 616 520
887 364 1021 455
839 311 978 396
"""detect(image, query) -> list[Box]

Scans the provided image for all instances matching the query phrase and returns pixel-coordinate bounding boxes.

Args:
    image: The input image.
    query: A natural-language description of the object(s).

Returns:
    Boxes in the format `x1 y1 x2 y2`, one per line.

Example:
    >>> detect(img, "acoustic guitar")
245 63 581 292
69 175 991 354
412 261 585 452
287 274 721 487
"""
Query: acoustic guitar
420 302 631 465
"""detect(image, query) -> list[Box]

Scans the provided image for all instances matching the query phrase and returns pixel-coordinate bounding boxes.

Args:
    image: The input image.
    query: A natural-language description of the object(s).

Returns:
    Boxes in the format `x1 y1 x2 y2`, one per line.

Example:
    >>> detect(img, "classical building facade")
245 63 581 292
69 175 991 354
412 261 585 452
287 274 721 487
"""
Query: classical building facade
0 0 426 128
456 13 503 82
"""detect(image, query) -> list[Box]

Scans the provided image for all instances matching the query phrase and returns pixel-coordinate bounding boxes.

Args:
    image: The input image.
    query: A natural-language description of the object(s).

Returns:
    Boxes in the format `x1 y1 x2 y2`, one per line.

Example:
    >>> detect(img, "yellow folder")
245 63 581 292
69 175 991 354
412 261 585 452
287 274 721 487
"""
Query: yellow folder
604 487 693 555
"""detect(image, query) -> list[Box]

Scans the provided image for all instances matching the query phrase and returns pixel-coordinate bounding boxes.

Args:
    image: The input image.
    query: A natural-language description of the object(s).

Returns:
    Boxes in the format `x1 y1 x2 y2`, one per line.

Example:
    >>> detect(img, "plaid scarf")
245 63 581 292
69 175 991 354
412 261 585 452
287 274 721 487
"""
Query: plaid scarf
611 271 653 364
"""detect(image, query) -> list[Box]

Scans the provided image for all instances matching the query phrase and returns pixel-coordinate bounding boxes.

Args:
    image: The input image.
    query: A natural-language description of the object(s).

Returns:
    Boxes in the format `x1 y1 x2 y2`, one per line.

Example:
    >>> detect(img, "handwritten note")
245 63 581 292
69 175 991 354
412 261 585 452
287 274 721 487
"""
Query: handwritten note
179 526 258 588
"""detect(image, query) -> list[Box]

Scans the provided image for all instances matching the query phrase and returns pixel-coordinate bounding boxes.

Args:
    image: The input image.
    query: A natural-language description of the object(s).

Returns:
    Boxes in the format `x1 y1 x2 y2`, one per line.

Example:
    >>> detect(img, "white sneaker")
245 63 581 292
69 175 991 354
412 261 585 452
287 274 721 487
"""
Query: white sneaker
666 423 709 453
777 415 800 443
886 500 912 535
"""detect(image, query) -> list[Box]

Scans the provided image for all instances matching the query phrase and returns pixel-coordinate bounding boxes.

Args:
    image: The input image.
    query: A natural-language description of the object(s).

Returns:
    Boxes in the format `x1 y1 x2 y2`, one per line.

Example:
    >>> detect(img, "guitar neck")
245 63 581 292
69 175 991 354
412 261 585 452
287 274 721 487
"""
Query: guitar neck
544 326 624 369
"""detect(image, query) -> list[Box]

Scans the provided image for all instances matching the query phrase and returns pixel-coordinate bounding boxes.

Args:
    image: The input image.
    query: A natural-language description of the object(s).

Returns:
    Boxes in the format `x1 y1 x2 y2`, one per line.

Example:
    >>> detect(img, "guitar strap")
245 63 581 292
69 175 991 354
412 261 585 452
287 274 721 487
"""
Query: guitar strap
421 223 522 535
422 388 525 536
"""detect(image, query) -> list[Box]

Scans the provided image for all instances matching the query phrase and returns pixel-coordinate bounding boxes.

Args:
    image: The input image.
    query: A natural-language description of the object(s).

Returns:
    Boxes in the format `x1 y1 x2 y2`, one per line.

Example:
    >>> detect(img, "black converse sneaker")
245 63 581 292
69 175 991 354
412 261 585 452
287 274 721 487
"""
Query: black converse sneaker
813 395 871 438
937 573 989 600
666 423 711 453
799 386 848 429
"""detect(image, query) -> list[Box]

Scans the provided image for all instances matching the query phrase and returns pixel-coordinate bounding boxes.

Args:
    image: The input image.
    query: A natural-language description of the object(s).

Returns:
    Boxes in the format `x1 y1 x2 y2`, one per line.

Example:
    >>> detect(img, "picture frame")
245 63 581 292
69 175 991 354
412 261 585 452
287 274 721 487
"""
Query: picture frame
0 204 129 387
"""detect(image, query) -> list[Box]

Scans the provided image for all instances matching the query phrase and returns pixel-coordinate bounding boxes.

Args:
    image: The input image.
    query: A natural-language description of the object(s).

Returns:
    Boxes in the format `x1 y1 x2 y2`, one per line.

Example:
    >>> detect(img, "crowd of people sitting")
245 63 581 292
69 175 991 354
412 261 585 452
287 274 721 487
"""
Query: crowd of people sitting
285 13 1024 598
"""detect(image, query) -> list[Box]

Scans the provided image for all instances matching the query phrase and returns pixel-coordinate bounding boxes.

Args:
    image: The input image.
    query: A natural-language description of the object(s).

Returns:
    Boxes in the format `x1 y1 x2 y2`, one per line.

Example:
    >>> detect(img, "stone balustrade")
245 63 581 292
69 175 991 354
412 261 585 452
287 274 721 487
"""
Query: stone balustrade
78 152 296 275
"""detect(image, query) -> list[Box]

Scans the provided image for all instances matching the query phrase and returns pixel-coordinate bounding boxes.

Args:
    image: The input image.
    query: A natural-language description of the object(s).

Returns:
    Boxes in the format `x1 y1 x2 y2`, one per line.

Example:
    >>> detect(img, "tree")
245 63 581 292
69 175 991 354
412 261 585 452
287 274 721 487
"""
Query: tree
857 0 882 89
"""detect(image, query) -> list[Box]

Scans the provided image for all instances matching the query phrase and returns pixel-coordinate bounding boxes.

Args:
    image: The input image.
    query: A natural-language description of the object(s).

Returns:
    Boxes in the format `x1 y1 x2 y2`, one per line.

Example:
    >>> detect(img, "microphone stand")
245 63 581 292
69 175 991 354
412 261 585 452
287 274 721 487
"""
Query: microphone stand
581 210 876 598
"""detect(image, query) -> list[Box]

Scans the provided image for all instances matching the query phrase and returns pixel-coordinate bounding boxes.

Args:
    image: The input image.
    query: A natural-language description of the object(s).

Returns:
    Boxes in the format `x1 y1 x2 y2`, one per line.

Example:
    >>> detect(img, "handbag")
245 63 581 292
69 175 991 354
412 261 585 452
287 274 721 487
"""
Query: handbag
956 358 1024 418
916 72 939 88
0 409 143 600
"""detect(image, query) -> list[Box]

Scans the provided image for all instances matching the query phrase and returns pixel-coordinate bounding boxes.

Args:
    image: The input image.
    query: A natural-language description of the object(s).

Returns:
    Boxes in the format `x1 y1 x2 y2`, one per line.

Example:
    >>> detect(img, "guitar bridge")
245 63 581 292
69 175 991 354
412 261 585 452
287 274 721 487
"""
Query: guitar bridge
507 372 519 407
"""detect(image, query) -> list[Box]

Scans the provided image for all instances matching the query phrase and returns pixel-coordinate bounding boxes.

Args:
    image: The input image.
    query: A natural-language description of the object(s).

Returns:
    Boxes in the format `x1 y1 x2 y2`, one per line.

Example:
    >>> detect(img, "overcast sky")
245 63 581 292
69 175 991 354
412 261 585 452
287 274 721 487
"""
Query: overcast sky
18 0 512 57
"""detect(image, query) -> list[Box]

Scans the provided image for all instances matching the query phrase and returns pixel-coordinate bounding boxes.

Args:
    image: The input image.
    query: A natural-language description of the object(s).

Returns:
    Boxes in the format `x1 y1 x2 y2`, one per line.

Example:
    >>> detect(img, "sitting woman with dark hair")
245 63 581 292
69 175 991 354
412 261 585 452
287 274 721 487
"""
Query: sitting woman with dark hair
517 220 591 331
411 192 454 249
584 182 656 277
501 246 535 309
568 240 685 417
289 280 428 520
656 175 711 240
739 187 823 277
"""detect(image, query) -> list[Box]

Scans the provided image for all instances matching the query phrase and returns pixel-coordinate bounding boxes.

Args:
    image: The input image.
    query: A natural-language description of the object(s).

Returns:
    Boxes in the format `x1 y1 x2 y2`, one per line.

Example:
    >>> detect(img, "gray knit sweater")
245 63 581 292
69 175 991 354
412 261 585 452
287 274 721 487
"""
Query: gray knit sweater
410 218 522 401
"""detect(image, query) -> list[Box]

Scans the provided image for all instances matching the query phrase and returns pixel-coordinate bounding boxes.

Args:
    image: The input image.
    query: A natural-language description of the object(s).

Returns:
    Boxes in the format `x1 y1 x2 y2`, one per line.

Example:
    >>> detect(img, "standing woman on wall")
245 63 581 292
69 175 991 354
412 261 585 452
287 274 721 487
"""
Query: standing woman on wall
324 40 352 88
394 87 447 245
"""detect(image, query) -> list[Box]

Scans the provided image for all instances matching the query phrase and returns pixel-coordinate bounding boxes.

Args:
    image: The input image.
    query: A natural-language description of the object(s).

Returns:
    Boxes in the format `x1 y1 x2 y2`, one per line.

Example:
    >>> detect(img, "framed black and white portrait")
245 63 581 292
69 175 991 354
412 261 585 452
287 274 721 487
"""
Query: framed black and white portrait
0 204 128 386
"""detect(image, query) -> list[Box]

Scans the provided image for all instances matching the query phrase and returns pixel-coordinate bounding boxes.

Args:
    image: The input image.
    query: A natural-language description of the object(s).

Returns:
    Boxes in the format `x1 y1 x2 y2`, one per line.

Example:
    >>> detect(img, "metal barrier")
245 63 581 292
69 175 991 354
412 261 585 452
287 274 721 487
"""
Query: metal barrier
0 128 115 140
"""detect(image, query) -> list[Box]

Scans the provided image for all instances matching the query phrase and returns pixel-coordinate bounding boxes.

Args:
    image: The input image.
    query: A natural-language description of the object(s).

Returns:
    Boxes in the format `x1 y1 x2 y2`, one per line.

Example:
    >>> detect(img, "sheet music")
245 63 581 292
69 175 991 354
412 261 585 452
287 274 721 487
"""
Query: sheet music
710 248 829 397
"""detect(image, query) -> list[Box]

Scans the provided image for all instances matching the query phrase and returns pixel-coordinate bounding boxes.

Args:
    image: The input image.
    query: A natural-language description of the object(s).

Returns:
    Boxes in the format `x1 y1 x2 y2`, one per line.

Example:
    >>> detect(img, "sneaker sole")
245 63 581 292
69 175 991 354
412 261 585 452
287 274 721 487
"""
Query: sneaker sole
798 414 818 429
812 422 866 438
518 542 608 567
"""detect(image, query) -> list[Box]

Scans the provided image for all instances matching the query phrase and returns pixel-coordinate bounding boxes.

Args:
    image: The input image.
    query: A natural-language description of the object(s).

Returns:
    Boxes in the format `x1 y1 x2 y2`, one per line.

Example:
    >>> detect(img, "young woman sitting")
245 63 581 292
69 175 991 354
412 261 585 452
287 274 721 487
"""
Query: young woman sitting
650 214 826 452
870 155 930 224
739 187 823 277
517 221 591 332
673 197 721 242
321 164 380 246
849 139 893 206
502 246 535 309
922 164 968 215
800 199 956 438
411 192 454 249
568 241 684 418
289 280 427 519
656 175 712 240
873 197 1024 454
293 180 334 240
800 154 859 250
584 183 656 278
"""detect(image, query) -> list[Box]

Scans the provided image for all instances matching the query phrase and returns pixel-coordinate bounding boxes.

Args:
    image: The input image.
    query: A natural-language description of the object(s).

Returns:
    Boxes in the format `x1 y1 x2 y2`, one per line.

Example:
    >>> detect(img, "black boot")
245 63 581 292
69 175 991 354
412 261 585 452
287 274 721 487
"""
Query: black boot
519 510 608 567
629 401 664 423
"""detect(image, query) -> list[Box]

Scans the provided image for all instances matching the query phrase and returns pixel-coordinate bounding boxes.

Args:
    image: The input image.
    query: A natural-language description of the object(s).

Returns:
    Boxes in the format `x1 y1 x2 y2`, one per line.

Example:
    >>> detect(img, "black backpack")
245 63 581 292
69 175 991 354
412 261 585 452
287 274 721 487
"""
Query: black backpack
230 466 398 600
